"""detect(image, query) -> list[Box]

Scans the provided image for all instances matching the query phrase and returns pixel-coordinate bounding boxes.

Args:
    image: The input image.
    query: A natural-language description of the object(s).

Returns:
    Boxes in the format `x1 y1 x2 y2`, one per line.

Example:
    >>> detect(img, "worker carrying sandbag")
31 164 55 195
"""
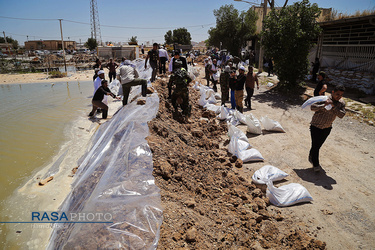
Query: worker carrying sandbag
168 59 192 118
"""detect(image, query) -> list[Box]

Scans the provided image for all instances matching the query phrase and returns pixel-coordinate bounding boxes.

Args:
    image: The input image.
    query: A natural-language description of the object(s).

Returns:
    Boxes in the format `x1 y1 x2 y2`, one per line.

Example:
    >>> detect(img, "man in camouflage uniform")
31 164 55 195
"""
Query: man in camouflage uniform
220 65 230 106
168 59 192 117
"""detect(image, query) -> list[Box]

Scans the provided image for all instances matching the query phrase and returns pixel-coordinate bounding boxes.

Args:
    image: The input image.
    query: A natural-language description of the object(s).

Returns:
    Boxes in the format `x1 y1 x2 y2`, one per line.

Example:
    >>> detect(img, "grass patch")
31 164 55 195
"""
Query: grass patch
48 70 67 78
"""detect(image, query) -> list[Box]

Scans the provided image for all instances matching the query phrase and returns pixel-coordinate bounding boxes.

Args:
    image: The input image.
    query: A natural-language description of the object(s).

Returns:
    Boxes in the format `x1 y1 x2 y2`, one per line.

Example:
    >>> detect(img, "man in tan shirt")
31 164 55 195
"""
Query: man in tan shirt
309 85 346 172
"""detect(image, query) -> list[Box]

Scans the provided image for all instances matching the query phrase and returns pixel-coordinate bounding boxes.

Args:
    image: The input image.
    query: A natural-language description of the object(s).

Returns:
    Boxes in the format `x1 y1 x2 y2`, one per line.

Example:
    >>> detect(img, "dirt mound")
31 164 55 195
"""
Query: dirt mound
147 75 326 249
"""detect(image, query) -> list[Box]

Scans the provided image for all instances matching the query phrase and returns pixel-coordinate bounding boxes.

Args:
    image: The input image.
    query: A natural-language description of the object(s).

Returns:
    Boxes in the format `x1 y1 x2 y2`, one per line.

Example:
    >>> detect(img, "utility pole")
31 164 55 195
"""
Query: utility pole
258 0 267 72
3 31 11 55
59 19 67 73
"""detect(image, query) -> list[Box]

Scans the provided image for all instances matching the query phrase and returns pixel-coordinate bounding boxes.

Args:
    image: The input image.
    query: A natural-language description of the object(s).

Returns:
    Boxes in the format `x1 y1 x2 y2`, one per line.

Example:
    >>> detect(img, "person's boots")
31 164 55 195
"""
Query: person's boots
141 83 147 97
102 110 108 119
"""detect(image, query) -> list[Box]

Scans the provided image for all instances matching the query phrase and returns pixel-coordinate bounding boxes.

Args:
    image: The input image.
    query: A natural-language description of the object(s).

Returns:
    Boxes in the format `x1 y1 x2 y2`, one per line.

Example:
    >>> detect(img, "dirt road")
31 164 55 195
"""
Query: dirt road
148 63 375 249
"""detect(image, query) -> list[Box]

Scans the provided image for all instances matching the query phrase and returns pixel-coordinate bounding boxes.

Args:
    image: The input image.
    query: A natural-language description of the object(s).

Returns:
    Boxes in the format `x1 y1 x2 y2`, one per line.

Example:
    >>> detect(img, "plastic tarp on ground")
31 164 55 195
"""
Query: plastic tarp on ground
48 59 162 249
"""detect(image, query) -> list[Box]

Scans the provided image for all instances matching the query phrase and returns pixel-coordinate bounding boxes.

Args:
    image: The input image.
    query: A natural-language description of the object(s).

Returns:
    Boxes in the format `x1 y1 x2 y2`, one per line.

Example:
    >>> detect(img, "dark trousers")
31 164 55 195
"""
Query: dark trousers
150 61 158 82
90 100 108 119
159 57 167 74
245 87 254 108
122 79 147 106
109 72 116 82
309 125 332 167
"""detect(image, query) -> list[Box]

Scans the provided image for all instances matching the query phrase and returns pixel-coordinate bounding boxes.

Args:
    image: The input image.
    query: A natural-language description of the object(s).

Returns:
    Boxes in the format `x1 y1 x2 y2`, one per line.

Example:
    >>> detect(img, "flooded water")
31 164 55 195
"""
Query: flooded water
0 81 94 246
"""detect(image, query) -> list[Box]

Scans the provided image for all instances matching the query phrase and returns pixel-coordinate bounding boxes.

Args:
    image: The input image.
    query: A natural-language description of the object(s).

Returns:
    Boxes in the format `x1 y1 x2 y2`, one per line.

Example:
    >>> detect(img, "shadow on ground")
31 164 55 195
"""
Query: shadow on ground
253 87 307 111
293 168 337 190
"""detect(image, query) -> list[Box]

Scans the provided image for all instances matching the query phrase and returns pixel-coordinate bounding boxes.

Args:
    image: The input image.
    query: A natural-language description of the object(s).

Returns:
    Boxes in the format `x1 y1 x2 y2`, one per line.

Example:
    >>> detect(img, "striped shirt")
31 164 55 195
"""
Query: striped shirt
310 95 346 129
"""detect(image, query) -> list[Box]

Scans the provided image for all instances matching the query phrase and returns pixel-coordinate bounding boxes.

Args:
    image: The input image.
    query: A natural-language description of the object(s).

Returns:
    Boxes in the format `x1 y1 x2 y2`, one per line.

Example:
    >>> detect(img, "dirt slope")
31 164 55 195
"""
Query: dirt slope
147 66 330 249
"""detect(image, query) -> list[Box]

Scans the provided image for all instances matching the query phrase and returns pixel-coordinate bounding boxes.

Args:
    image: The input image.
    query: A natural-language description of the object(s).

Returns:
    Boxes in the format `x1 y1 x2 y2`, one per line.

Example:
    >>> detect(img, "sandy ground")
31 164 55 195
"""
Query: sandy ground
214 69 375 249
0 70 97 84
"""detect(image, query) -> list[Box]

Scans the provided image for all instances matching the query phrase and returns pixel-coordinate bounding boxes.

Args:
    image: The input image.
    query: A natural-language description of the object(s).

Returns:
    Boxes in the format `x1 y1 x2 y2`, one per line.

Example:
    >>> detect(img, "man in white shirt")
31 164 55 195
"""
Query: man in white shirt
158 46 169 75
119 62 147 105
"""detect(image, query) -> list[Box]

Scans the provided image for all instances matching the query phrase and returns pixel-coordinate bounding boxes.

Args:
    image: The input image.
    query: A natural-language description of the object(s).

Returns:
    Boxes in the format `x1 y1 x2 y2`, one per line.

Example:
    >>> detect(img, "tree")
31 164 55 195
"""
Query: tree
164 30 173 44
0 36 19 50
207 4 257 56
164 28 192 45
261 0 321 90
129 36 138 44
84 38 98 50
173 28 191 45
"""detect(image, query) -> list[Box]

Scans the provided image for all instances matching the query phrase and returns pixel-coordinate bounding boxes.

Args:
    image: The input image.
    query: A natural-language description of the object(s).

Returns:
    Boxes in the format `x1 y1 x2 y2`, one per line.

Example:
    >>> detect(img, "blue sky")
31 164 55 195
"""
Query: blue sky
0 0 374 46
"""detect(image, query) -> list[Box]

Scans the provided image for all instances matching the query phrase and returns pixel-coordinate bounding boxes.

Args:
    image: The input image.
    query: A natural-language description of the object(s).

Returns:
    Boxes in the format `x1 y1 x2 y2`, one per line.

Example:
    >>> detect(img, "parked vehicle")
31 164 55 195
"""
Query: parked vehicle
0 51 8 58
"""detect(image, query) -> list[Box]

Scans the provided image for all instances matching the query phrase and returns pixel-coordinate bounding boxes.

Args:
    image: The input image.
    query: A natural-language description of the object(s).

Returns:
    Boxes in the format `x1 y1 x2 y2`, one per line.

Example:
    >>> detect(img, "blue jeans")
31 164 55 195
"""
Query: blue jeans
230 90 236 109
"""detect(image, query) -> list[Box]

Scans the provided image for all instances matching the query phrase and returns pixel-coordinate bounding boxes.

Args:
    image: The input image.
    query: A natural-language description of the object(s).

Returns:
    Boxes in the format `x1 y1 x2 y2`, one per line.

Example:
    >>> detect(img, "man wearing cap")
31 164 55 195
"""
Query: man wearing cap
309 85 346 172
89 79 120 119
168 59 192 118
314 71 327 96
219 66 231 106
106 58 119 83
158 46 169 75
119 61 147 106
145 43 159 82
169 50 188 73
234 66 247 113
245 66 259 110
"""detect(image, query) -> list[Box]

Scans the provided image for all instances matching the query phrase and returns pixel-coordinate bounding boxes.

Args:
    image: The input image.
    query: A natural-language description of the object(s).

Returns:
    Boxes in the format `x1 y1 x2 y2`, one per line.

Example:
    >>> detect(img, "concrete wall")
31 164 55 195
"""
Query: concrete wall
97 46 138 60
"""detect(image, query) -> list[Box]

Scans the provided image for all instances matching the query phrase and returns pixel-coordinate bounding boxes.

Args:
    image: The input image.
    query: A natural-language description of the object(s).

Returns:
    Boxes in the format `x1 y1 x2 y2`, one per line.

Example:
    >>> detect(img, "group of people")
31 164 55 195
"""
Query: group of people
89 57 147 119
205 57 259 113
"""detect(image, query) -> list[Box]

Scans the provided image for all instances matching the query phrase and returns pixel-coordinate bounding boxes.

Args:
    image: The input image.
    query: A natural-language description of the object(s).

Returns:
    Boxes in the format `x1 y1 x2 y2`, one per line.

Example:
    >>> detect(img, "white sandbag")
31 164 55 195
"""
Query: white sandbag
204 103 221 113
212 71 220 81
251 165 289 184
198 88 208 107
244 114 262 135
217 106 231 120
260 116 286 132
228 130 263 162
214 93 221 100
228 124 248 143
301 95 328 109
207 94 217 104
193 81 200 90
266 180 313 207
233 110 246 124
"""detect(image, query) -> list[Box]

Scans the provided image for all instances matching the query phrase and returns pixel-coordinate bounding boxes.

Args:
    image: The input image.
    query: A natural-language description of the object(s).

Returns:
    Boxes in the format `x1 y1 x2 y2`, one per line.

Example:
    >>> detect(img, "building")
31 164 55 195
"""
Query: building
310 14 375 94
24 40 76 51
97 46 139 60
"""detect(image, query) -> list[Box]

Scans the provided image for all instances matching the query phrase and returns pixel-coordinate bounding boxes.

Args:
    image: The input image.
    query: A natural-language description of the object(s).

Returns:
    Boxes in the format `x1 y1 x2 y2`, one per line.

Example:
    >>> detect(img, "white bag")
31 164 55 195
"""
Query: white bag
228 130 263 162
260 116 285 133
207 94 217 104
301 96 328 109
217 106 231 120
198 88 208 107
212 71 220 81
266 180 313 207
204 103 221 113
193 81 200 90
252 165 289 184
244 114 262 135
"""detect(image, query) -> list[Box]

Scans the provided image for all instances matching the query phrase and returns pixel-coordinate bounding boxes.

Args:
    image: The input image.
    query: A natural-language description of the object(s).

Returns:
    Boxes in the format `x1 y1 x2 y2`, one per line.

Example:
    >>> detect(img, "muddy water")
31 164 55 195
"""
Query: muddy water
0 81 94 246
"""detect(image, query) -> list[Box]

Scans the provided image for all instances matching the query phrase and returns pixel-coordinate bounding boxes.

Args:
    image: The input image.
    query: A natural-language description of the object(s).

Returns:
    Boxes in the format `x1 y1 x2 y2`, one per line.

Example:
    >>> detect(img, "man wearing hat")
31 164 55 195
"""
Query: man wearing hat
314 71 327 96
234 66 247 113
219 66 231 106
169 50 187 73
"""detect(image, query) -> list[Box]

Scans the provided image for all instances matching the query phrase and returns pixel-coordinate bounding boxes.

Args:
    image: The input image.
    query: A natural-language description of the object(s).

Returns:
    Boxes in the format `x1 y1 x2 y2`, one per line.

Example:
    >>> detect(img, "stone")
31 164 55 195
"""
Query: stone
39 176 54 186
137 99 146 105
186 227 197 242
191 129 204 137
235 158 243 168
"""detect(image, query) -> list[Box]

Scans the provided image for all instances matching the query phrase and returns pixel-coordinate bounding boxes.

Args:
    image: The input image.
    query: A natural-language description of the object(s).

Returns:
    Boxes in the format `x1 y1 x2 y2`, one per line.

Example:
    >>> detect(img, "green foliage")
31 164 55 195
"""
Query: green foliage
261 0 321 90
84 38 98 50
0 36 19 49
49 70 67 78
164 28 192 45
129 36 138 44
164 30 173 44
207 4 257 56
